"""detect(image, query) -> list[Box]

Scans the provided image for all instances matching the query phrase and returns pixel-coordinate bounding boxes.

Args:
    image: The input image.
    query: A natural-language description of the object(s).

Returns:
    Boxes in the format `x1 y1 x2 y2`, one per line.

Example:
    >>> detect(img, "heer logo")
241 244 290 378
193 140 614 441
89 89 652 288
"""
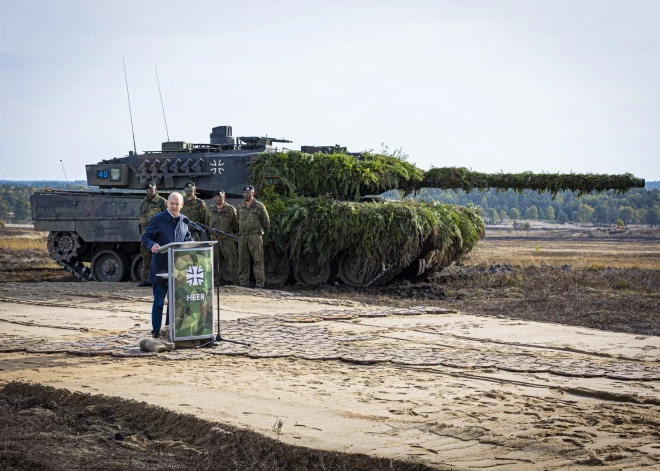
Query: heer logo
186 266 204 286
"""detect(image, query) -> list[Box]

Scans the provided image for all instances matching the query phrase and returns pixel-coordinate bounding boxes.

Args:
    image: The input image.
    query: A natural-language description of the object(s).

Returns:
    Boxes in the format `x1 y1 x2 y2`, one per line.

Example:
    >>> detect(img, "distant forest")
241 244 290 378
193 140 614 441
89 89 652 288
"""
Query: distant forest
415 186 660 225
1 180 659 225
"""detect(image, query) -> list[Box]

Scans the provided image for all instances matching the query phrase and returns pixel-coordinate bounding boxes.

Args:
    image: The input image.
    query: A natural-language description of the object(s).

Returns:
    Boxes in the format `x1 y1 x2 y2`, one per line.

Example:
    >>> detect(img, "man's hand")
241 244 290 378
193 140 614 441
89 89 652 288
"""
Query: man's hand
151 243 160 253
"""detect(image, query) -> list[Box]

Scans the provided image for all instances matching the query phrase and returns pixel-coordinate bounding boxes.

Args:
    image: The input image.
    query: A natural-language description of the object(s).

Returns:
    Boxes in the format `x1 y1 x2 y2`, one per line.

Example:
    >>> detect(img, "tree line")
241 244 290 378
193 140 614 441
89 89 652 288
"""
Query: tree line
417 186 660 226
1 181 660 225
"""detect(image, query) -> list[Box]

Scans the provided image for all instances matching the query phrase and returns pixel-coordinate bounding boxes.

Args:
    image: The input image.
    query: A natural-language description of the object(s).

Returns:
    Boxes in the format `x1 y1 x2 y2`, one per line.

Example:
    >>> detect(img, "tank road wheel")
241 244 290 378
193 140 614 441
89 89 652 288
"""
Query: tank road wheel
91 250 130 283
337 251 379 288
130 254 143 282
47 231 83 263
264 252 290 288
294 259 336 287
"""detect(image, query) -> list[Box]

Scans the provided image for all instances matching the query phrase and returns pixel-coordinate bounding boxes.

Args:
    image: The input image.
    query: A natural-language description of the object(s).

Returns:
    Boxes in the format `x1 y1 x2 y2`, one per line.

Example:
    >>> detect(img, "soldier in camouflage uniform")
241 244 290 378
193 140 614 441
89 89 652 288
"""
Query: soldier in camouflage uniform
206 189 239 284
138 182 167 287
237 185 270 288
180 181 208 241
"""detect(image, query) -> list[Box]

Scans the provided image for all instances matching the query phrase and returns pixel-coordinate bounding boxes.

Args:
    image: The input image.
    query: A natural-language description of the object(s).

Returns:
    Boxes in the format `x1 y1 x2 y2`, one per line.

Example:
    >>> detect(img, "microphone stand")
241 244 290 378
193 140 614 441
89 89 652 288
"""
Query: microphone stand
190 221 249 349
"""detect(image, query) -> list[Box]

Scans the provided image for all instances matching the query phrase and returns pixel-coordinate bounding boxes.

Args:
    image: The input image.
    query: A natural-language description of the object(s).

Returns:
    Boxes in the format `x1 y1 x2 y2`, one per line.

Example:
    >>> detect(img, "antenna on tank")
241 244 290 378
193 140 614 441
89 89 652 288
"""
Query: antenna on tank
59 160 69 185
122 54 137 155
155 66 170 142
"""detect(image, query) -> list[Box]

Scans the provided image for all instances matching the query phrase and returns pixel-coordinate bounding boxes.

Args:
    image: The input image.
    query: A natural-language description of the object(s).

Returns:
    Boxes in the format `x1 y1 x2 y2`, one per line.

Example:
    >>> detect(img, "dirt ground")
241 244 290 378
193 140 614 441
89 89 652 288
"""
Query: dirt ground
0 281 659 470
0 227 659 469
302 265 660 337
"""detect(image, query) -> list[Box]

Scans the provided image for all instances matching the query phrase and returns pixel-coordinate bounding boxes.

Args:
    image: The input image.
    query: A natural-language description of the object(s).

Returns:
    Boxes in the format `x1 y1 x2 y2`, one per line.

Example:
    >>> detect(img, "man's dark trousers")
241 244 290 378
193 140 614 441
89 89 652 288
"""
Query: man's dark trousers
152 284 169 334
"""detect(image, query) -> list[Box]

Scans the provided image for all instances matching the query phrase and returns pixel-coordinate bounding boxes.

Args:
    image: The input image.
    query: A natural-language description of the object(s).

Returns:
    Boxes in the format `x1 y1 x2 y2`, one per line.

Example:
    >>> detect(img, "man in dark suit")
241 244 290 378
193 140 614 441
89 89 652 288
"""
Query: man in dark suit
141 192 193 338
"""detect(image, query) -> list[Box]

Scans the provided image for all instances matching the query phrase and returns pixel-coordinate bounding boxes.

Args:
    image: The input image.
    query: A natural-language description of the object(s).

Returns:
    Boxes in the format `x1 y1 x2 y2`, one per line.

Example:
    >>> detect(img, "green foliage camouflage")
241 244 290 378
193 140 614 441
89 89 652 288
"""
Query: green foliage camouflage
247 151 645 279
249 152 645 199
421 168 645 197
249 151 422 199
259 193 484 275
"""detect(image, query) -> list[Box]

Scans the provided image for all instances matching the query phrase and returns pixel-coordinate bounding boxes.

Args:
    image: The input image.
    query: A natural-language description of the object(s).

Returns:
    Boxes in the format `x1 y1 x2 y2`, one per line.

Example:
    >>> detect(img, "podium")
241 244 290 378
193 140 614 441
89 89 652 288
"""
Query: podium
157 241 217 344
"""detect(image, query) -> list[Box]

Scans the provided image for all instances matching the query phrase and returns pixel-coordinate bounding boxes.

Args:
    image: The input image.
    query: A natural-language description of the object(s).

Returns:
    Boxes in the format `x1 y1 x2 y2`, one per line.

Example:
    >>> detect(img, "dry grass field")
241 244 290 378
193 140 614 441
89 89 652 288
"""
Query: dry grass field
0 226 64 282
0 226 50 251
468 230 660 270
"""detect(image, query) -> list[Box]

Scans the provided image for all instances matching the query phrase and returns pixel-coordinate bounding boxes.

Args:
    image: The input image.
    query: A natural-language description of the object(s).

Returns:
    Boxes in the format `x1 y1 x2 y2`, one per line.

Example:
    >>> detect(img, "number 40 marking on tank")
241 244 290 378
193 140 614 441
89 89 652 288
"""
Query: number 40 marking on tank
210 160 225 175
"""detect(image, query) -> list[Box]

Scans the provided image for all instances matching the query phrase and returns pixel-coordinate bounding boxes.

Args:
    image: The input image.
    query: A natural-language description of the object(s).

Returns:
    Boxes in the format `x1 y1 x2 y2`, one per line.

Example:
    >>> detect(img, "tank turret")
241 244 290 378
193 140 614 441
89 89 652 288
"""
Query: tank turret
85 125 291 197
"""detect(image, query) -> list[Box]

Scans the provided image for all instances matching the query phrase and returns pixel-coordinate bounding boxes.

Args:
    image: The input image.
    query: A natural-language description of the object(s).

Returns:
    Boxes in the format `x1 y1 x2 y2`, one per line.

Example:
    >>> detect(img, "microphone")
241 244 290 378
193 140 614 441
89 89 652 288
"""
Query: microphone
181 216 203 232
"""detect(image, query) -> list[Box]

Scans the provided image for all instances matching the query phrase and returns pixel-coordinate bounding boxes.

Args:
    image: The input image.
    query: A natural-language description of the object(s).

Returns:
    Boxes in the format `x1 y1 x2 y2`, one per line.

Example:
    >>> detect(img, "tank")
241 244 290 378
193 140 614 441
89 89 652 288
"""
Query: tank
30 124 646 286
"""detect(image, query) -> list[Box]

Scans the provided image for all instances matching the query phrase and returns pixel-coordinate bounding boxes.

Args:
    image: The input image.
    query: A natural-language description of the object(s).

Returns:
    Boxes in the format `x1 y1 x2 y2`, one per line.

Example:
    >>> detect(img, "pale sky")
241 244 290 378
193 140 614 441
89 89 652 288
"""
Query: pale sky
1 0 658 181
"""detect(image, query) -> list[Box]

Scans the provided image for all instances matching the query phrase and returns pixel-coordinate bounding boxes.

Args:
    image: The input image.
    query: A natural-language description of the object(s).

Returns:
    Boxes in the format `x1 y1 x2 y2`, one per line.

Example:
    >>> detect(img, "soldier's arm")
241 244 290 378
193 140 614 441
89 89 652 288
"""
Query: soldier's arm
261 206 271 231
138 200 146 235
230 207 238 233
201 200 208 220
159 197 167 211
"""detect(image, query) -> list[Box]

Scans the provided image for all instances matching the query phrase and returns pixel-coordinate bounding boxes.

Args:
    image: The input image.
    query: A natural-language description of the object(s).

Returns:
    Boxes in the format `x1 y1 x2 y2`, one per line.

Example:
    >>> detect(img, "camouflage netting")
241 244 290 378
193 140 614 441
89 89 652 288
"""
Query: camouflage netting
249 151 645 198
249 151 422 198
260 193 484 275
420 167 646 197
248 151 642 281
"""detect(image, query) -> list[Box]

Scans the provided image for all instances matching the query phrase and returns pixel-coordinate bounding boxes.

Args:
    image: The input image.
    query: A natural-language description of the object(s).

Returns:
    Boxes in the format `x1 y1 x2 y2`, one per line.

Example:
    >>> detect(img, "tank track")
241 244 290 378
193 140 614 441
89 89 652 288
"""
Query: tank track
57 259 93 282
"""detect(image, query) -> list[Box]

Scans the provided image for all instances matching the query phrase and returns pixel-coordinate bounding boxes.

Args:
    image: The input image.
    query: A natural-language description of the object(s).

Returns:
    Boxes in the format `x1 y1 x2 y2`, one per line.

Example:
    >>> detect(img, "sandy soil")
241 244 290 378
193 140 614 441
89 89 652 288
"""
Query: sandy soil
0 282 659 470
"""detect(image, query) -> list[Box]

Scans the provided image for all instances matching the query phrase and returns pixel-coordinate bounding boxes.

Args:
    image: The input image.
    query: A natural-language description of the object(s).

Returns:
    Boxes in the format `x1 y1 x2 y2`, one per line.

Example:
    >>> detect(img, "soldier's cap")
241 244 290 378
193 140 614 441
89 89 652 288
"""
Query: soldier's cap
242 185 255 192
184 181 196 189
146 182 156 189
214 189 225 197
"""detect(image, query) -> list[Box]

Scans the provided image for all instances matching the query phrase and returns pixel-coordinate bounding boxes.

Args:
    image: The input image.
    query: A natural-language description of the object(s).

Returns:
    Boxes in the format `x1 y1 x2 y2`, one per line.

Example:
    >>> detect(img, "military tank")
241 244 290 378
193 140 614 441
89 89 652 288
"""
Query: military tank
31 124 645 286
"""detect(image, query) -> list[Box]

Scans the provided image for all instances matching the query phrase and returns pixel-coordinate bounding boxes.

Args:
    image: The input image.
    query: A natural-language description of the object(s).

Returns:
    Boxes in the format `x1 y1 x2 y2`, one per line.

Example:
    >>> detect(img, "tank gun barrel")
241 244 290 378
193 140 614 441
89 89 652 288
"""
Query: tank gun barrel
250 152 646 199
419 167 646 197
268 137 292 144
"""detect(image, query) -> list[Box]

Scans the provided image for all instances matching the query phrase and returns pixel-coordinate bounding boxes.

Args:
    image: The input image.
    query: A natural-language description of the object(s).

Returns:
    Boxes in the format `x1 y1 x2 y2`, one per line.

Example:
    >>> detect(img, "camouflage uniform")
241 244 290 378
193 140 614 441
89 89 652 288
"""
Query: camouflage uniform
139 194 167 280
181 195 208 241
206 203 239 284
237 200 270 287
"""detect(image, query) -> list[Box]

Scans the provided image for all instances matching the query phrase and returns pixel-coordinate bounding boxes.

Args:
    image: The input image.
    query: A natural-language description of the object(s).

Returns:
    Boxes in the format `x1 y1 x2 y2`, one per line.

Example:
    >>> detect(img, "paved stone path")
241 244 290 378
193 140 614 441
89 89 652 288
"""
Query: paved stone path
2 305 659 382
